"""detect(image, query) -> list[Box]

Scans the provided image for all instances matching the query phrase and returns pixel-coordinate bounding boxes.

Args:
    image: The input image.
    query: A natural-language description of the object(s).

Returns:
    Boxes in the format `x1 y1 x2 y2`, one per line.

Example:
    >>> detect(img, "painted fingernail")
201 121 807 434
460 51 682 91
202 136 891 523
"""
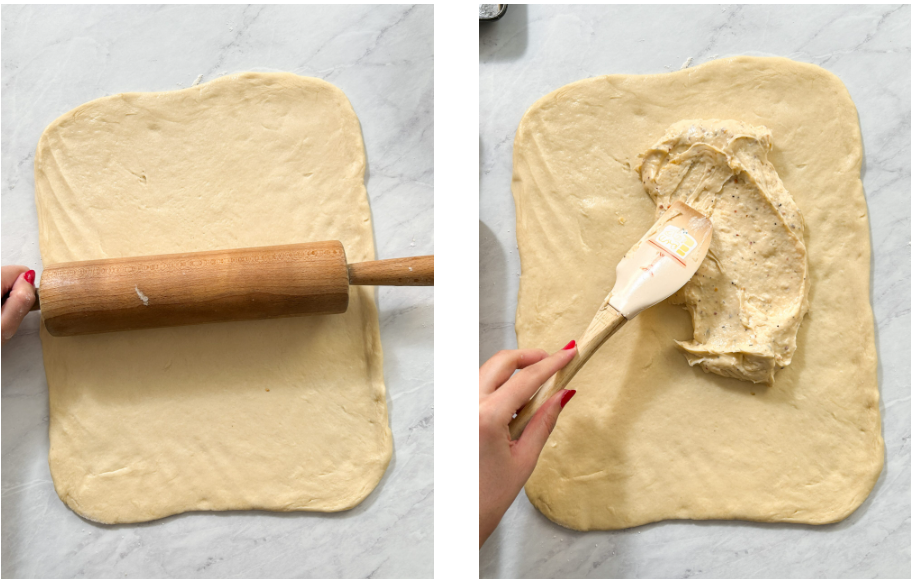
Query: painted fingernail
562 340 576 350
560 389 576 408
23 270 35 285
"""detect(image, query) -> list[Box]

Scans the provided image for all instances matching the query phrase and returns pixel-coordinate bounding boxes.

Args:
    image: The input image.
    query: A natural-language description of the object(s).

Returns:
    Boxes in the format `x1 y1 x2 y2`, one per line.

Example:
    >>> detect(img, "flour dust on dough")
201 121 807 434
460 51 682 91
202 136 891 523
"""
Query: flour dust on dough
36 72 392 524
639 120 810 384
512 57 882 531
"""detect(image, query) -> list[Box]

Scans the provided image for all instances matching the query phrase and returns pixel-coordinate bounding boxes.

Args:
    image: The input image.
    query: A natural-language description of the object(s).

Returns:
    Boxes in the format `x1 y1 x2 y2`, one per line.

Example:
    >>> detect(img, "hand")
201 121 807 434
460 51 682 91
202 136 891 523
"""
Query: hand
2 266 37 346
479 342 578 548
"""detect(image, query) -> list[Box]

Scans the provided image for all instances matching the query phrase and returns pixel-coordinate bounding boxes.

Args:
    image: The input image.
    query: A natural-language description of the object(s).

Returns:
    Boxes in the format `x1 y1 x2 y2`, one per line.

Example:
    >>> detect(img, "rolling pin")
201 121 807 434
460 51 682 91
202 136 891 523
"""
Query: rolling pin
31 240 432 337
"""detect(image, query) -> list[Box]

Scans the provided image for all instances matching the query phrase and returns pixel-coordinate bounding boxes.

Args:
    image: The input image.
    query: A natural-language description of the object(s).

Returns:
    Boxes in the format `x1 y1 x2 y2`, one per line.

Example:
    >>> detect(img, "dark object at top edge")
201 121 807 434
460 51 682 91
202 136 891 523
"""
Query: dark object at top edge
479 4 508 22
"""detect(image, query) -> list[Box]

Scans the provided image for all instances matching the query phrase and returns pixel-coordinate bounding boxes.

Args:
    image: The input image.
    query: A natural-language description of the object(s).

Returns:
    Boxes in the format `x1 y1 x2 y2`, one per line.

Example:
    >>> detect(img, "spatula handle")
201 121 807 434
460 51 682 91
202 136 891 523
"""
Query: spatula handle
348 255 434 286
509 299 627 440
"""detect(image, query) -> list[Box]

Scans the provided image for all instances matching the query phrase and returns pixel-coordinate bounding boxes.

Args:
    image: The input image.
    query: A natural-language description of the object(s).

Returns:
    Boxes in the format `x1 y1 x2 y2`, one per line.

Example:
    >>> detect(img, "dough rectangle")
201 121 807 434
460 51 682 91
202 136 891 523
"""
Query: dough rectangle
35 73 392 524
514 57 883 530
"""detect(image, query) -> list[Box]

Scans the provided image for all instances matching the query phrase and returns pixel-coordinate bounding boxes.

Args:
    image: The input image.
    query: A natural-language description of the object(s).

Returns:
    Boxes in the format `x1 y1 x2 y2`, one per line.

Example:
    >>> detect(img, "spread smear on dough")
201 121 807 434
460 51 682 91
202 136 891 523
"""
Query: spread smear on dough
638 120 809 384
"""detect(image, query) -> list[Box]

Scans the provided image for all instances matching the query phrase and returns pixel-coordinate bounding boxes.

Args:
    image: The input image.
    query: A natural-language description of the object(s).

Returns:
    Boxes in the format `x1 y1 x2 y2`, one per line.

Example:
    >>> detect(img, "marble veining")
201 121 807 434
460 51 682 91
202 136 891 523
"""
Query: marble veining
480 5 909 578
1 5 432 578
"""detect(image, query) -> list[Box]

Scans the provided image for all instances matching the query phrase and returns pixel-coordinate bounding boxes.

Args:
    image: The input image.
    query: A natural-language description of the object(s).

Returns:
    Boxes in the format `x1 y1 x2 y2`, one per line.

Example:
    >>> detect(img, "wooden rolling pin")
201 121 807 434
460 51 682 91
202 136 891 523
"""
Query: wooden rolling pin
32 240 432 337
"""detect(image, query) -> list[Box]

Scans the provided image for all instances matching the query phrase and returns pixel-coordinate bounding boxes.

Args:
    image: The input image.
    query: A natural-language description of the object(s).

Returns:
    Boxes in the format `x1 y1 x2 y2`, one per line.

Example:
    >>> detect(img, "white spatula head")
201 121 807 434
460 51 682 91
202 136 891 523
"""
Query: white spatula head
608 201 713 319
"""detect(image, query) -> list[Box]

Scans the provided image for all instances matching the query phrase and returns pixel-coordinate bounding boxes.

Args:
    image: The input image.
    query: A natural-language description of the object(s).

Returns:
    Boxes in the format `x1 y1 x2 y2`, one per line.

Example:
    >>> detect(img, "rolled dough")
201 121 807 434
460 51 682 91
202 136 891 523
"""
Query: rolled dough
513 57 883 530
35 72 392 524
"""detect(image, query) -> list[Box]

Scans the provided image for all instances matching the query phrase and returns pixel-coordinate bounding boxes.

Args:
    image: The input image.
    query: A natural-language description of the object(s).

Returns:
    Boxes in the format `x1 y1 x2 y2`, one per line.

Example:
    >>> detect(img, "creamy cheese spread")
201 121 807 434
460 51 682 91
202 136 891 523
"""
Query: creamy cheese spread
638 120 809 384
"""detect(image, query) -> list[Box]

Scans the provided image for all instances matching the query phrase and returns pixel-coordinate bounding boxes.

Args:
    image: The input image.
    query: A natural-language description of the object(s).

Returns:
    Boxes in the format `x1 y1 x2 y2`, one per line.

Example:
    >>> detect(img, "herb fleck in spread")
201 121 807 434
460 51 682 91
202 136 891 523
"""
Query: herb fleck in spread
638 120 809 384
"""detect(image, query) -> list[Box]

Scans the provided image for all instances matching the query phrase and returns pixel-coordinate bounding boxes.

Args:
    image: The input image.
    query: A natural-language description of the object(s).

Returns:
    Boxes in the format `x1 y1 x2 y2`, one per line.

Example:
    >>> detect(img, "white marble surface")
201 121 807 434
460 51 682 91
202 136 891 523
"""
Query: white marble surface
1 5 432 578
480 5 909 578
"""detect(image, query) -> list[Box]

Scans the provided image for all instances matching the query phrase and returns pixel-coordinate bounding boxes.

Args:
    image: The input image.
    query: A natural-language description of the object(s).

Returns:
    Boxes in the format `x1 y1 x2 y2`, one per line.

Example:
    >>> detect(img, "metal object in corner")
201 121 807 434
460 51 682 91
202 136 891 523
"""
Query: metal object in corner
479 4 508 21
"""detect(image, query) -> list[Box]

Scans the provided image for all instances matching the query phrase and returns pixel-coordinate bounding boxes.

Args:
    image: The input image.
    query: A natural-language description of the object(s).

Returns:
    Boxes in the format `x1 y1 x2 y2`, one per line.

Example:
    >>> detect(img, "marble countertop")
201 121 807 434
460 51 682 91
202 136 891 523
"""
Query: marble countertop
480 5 909 578
1 5 432 578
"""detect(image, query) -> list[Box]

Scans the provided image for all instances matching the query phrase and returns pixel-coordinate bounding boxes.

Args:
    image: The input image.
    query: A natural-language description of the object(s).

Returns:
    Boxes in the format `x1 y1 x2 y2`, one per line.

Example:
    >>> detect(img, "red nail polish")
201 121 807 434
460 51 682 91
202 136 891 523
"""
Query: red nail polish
23 270 35 285
562 340 576 350
560 390 576 408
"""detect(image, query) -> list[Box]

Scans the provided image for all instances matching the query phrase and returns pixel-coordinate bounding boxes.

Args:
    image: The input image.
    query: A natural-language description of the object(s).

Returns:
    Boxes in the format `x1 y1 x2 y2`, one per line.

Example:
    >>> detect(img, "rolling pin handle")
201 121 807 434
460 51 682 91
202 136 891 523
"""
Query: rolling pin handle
347 255 434 286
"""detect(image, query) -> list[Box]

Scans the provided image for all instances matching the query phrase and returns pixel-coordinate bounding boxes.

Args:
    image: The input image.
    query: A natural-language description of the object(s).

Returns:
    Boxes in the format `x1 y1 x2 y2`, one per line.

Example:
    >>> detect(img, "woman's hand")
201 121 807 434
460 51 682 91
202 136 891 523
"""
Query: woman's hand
2 266 37 346
479 341 577 548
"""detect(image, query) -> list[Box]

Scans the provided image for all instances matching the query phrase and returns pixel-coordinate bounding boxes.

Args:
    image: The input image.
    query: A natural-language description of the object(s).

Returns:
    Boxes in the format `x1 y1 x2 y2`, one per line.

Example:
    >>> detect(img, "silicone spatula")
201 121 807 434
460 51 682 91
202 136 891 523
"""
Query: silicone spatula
508 200 713 439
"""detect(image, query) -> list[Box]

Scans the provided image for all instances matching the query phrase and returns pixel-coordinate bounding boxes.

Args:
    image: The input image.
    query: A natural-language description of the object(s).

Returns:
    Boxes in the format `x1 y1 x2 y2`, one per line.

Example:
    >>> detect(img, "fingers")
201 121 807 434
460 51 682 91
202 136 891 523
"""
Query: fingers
1 271 36 345
479 348 548 396
2 265 28 298
513 389 576 475
491 341 576 417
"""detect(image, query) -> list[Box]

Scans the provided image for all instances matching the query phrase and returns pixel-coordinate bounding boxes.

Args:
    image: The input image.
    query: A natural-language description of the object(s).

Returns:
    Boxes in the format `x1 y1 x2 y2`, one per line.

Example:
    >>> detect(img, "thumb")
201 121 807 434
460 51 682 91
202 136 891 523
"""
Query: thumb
1 271 36 345
513 389 576 474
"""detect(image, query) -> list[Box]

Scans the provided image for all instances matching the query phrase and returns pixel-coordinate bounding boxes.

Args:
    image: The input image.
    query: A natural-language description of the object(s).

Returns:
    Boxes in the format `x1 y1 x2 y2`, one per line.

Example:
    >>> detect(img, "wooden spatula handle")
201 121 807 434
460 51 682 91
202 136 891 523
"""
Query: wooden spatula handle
348 255 433 286
509 299 627 440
